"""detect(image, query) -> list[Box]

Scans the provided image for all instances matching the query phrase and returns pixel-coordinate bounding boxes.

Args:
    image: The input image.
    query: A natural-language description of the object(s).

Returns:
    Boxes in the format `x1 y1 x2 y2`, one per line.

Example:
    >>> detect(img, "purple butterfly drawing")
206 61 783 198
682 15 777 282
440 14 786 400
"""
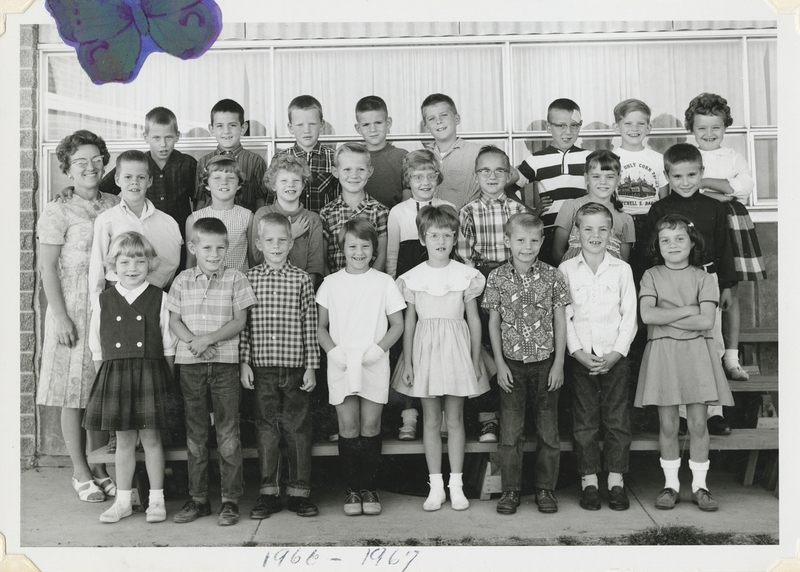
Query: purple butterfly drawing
45 0 223 84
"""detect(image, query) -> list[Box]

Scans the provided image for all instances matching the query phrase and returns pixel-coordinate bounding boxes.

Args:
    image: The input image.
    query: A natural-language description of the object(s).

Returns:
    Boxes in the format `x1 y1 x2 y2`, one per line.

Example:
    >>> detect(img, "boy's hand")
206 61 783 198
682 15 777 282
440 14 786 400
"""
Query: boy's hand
51 187 74 203
547 363 564 391
596 351 621 375
327 346 347 371
290 214 310 239
572 350 606 375
720 288 733 311
300 368 316 392
496 361 514 393
198 346 217 361
239 363 254 390
538 195 553 215
361 344 385 366
188 335 214 356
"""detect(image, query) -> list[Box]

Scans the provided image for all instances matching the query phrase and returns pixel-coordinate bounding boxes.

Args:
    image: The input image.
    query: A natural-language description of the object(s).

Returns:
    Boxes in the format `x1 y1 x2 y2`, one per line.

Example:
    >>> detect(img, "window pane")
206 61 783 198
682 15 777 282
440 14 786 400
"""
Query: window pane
511 41 744 133
754 138 777 201
747 39 777 126
45 51 272 142
274 46 504 137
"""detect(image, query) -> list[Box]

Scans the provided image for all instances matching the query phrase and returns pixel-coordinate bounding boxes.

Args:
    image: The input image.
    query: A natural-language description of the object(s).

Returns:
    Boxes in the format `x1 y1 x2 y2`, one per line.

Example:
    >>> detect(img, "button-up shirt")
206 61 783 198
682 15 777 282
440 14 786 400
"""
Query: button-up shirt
482 260 571 363
272 143 337 213
320 194 389 273
166 266 257 364
426 138 482 211
558 252 637 357
240 262 320 369
196 143 268 212
458 193 530 265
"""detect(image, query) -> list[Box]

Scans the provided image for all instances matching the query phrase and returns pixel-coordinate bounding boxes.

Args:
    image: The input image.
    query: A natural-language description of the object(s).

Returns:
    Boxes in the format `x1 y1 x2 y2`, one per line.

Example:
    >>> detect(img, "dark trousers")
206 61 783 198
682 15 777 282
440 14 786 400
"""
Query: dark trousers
253 366 312 497
498 356 560 491
180 363 243 501
569 355 631 475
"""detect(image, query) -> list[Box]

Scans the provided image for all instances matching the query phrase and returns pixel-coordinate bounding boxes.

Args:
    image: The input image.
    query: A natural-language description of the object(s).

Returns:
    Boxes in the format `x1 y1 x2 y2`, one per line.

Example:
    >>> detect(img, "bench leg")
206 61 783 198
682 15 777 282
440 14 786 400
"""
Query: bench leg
763 451 778 491
743 450 758 486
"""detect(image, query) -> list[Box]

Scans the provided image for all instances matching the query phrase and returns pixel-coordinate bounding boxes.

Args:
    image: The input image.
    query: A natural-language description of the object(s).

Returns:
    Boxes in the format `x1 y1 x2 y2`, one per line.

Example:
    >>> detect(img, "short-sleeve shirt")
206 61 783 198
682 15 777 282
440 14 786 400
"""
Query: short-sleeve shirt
426 138 482 211
165 266 257 364
196 144 268 212
482 260 570 363
191 205 253 272
365 143 408 209
320 194 389 273
613 146 667 216
553 196 636 261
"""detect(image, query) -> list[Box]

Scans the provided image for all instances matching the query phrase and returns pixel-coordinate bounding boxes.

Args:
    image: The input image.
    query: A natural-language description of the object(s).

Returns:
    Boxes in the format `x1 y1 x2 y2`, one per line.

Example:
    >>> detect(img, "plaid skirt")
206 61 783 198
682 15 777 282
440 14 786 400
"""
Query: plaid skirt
725 200 767 281
83 358 180 431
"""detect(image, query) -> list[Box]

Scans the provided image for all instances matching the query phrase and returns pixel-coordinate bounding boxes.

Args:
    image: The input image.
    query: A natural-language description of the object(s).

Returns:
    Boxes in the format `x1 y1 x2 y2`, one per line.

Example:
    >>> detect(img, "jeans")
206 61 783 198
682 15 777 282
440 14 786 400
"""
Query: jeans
253 367 312 497
498 356 560 491
180 363 243 501
569 355 631 475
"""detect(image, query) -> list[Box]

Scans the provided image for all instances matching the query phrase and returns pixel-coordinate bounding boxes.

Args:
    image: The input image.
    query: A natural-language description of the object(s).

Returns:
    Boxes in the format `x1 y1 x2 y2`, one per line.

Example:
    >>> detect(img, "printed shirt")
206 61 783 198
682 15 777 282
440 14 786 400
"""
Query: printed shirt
425 138 481 211
239 261 320 369
482 260 571 363
458 193 530 265
612 146 667 216
165 266 257 364
100 149 196 232
196 144 268 212
273 143 337 213
558 252 638 357
320 194 389 273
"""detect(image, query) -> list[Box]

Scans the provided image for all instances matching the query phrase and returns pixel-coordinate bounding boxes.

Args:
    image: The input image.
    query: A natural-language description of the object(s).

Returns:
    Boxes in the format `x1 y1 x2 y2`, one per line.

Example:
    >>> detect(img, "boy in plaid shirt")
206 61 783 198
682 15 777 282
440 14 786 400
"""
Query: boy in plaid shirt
240 212 321 519
167 217 258 526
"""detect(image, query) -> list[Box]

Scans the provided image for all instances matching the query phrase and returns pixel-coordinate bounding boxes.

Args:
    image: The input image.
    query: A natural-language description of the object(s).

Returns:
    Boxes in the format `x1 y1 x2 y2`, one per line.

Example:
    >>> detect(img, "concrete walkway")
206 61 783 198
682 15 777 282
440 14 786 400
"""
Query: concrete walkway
21 455 777 548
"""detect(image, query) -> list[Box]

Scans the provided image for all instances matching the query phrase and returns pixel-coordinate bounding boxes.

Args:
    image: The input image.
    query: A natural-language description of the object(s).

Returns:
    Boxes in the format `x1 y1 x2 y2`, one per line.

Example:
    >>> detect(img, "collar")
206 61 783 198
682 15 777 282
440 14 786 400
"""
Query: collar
119 198 155 219
257 260 291 275
507 258 541 277
576 250 620 272
546 144 581 155
270 202 305 217
479 192 508 206
668 190 701 201
292 142 324 155
147 150 179 171
190 265 224 281
216 143 243 157
114 280 149 297
425 137 464 158
336 193 370 211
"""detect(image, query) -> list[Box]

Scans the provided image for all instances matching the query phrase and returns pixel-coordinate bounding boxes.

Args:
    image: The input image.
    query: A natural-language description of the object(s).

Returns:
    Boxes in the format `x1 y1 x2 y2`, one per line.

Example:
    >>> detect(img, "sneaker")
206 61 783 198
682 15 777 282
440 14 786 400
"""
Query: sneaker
145 499 167 523
360 490 382 515
496 491 521 515
328 433 339 442
398 424 416 441
99 502 133 523
723 361 749 381
535 489 558 514
287 496 319 517
173 499 212 523
478 420 499 443
250 494 283 519
608 485 630 511
344 489 362 516
218 501 240 526
655 487 680 510
579 485 600 511
707 415 732 436
692 488 719 512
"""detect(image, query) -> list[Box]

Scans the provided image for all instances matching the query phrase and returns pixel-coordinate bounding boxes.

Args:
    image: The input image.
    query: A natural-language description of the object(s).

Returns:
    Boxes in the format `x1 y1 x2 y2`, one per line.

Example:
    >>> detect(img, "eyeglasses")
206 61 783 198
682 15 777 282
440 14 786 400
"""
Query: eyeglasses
425 231 455 241
548 122 583 132
476 168 509 178
410 173 439 183
70 155 105 169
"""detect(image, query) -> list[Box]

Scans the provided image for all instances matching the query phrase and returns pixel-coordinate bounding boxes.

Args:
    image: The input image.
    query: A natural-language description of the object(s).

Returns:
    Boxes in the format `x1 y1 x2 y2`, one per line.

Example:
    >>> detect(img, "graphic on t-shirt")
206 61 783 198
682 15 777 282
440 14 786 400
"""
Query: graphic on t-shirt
617 159 662 214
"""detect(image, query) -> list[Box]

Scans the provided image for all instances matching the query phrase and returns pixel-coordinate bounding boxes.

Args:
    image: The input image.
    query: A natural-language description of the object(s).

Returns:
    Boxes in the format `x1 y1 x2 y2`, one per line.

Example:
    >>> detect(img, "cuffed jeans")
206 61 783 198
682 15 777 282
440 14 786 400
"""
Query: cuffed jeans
569 355 631 475
498 355 560 491
253 366 312 497
180 363 244 501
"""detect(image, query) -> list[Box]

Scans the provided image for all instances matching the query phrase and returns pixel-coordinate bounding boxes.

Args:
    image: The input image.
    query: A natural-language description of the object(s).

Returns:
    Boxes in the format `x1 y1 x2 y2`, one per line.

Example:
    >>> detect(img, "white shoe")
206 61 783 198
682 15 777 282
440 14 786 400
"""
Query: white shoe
146 500 166 523
723 361 749 381
423 485 446 511
449 486 470 511
99 502 132 523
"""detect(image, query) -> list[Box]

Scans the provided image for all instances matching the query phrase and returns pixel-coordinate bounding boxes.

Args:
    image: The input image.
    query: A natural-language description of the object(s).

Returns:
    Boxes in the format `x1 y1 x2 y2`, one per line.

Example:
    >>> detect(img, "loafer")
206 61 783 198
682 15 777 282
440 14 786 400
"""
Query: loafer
250 494 283 519
173 499 212 523
287 496 319 517
655 487 680 510
535 488 558 514
496 491 521 515
692 488 719 512
579 485 600 511
344 489 362 516
360 490 382 515
218 501 240 526
608 485 630 511
707 416 731 436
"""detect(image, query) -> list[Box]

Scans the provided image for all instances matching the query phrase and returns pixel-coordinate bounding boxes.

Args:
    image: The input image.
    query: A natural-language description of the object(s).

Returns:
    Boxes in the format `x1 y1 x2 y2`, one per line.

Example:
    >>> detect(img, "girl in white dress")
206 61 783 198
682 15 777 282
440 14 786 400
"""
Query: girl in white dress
393 205 488 511
316 218 406 516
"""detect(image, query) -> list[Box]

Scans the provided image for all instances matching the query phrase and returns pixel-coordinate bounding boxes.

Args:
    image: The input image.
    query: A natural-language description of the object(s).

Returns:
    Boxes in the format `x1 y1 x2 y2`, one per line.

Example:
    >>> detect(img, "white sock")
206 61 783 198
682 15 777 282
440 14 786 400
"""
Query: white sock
689 459 710 493
429 473 444 488
581 474 598 490
660 458 681 492
722 350 740 365
607 472 624 489
149 489 164 504
117 489 132 508
401 409 418 428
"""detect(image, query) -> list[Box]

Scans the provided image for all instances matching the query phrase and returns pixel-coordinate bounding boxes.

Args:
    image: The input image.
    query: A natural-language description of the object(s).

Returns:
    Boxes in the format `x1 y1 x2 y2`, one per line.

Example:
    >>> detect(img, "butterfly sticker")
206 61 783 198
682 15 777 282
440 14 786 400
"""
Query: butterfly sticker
45 0 223 84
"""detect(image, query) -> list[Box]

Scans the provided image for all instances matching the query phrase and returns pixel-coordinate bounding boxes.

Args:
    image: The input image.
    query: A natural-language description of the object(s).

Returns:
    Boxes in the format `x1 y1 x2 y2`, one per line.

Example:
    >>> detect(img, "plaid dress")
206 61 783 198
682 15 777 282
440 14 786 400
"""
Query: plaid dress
83 285 178 431
724 200 766 281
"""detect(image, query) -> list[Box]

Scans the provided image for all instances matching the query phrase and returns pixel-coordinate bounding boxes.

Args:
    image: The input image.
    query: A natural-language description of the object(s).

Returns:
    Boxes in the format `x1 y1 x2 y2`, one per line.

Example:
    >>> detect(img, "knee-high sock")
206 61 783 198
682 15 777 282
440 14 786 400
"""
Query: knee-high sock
360 434 383 491
337 436 361 492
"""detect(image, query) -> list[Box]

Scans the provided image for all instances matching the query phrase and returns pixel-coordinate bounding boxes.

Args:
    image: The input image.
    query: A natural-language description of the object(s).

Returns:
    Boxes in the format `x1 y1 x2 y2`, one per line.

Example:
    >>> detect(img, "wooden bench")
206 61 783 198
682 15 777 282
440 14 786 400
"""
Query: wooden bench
738 327 778 343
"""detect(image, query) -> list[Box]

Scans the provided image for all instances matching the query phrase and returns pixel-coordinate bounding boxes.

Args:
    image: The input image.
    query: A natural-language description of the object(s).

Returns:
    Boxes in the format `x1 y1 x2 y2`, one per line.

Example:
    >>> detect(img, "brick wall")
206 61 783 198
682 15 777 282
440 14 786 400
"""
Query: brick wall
20 24 38 464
